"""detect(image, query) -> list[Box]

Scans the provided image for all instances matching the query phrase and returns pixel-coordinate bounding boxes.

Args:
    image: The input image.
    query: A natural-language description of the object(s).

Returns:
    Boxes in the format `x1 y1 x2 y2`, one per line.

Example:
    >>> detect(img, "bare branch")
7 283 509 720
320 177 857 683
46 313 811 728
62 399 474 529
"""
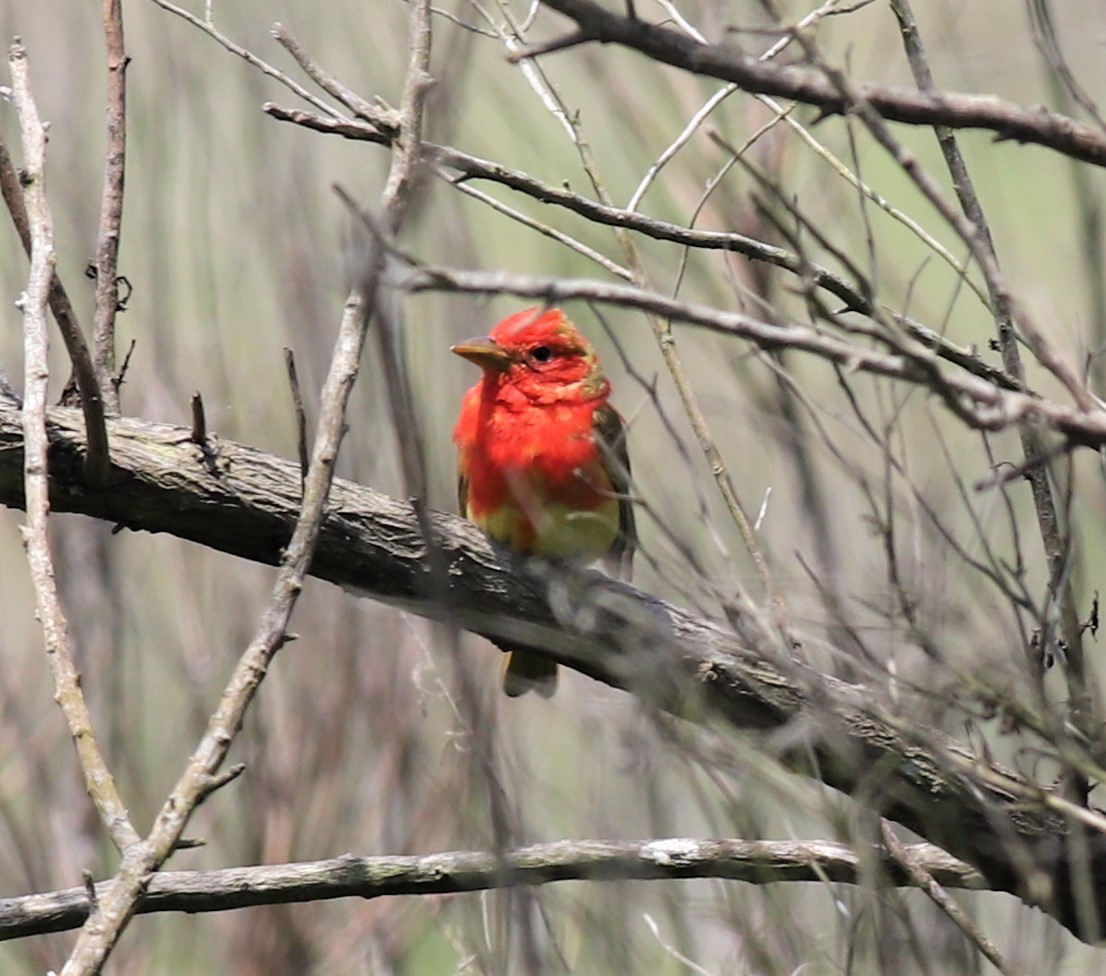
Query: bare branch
890 0 1094 804
263 107 871 306
8 38 139 855
380 0 432 232
881 822 1018 975
264 104 1021 391
0 837 982 941
55 201 374 976
398 264 1106 444
92 0 128 416
531 0 1106 168
271 22 400 132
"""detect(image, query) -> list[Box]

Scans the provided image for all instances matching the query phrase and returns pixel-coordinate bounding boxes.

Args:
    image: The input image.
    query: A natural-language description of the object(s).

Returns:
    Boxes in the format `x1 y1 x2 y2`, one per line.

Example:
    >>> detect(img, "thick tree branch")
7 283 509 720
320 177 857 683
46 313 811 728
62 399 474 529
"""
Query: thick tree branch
0 838 982 941
0 398 1103 939
531 0 1106 168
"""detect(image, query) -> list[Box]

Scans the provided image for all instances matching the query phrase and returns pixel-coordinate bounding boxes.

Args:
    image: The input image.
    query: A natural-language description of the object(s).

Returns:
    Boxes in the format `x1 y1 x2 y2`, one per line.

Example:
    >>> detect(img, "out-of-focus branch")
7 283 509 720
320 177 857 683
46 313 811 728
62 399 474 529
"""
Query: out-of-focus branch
2 399 1105 940
528 0 1106 168
890 0 1093 802
1026 0 1106 136
0 837 982 941
880 823 1016 975
8 40 139 856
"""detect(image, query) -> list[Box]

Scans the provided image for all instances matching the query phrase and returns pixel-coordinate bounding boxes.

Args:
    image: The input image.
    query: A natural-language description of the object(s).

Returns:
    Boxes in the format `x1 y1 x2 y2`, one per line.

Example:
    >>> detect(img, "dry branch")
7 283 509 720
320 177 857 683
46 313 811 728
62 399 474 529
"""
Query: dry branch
0 397 1103 939
881 822 1015 974
0 133 110 482
264 104 1021 393
8 38 139 856
532 0 1106 168
92 0 128 413
398 265 1106 444
0 838 982 941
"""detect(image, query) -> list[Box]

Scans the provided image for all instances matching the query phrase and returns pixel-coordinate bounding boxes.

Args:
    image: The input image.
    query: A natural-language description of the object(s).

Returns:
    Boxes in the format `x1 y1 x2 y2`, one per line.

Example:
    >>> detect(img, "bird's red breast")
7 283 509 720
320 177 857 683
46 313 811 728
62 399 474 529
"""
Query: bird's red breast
452 308 621 556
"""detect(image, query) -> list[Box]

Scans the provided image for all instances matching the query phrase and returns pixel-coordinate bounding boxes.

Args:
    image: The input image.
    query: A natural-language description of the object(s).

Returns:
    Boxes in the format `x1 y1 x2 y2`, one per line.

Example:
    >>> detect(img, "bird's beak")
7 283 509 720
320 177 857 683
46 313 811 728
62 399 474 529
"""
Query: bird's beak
450 336 514 372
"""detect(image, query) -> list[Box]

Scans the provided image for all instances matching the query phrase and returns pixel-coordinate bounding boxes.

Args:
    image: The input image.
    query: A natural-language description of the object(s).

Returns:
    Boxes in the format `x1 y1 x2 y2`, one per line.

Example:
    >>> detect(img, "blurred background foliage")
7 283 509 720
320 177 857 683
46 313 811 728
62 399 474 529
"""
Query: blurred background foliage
1 0 1106 972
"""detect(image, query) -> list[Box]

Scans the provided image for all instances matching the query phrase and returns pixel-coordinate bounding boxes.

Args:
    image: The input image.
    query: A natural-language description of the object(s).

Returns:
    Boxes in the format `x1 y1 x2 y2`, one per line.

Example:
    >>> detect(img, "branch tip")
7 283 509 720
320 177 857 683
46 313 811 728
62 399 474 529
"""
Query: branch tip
189 391 207 446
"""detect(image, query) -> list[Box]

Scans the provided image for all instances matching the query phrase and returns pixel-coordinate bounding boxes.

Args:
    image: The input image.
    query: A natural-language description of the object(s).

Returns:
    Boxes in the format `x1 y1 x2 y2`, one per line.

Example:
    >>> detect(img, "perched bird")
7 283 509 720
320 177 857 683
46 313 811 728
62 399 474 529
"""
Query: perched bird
452 307 636 697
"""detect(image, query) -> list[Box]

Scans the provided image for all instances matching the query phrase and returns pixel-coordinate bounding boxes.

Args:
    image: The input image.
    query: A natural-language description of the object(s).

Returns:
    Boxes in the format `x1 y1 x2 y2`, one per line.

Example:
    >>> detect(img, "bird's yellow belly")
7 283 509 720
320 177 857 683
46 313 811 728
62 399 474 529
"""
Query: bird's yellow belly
477 494 620 560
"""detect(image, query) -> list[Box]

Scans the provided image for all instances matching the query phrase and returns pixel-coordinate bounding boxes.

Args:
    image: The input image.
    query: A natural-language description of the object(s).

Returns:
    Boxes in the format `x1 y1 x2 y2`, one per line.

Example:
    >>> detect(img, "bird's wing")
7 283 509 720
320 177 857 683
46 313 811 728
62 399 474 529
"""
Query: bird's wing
593 402 637 581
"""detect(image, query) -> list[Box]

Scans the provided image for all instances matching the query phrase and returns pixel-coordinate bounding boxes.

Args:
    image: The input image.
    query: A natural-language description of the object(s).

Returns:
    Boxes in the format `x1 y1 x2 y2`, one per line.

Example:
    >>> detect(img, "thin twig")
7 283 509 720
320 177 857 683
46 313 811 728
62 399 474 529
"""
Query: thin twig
194 762 247 805
881 822 1020 975
271 23 400 133
115 337 137 389
504 28 591 61
656 0 988 309
448 176 633 279
888 0 1094 798
147 0 346 120
1026 0 1106 136
264 105 1019 392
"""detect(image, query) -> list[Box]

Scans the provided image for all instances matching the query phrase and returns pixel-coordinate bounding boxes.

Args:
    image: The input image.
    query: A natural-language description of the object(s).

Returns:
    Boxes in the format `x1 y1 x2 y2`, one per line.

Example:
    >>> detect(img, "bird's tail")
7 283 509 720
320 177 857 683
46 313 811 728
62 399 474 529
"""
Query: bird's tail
501 649 557 698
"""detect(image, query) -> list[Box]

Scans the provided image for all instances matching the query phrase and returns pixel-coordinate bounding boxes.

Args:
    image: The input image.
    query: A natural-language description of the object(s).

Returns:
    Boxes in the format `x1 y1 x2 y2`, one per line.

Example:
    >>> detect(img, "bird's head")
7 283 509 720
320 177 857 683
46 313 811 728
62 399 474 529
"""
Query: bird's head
451 308 609 404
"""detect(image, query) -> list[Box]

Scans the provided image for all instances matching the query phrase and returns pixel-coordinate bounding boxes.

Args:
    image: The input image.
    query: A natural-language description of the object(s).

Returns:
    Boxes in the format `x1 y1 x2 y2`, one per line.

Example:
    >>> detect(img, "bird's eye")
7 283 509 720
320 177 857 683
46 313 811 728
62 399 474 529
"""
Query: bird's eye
528 345 553 364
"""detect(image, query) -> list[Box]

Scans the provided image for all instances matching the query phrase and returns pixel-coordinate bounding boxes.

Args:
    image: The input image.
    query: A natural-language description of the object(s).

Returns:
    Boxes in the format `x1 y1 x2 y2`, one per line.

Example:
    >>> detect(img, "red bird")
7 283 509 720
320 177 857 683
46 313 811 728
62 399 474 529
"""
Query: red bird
452 308 636 697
